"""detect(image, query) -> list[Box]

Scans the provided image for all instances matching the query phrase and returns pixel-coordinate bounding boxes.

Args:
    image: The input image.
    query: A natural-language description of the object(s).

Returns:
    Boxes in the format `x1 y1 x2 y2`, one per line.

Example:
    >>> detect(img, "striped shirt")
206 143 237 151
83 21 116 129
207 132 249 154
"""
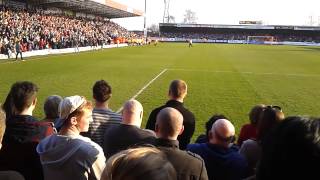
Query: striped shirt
86 108 122 146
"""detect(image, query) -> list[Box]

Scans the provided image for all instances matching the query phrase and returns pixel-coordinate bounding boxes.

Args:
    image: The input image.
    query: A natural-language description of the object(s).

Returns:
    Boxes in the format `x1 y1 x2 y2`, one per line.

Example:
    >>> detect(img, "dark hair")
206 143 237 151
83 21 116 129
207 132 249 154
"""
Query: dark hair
44 95 62 120
257 106 284 141
205 114 228 138
257 116 320 180
102 147 177 180
93 80 112 103
2 81 38 119
169 80 187 98
249 104 266 125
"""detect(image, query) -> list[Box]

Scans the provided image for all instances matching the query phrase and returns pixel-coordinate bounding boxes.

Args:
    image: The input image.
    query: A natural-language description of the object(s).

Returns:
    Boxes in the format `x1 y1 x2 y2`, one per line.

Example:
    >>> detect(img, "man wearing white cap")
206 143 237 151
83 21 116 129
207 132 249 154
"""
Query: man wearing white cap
37 95 106 180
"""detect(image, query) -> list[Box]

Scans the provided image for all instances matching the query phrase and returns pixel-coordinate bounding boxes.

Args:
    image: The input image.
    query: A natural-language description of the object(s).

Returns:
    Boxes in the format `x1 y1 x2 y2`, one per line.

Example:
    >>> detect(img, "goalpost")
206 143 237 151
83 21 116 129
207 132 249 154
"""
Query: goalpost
246 36 275 45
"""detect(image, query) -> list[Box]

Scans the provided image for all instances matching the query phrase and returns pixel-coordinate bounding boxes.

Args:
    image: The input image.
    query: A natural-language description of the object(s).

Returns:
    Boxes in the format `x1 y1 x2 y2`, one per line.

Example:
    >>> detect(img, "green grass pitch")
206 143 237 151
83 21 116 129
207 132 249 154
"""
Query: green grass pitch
1 43 320 140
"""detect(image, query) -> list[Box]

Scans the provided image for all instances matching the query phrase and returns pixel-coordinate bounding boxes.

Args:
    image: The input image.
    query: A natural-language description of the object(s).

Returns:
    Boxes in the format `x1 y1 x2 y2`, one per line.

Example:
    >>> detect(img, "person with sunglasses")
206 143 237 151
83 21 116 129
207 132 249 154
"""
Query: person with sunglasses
187 119 248 180
239 105 285 178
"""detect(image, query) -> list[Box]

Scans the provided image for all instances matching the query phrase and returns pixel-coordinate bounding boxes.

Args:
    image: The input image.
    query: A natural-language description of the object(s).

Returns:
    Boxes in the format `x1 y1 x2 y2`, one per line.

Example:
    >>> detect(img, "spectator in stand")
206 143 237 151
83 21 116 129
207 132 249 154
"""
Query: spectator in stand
195 114 228 143
155 107 208 180
146 80 195 150
237 104 266 146
103 99 155 158
37 95 105 180
43 95 63 124
0 81 55 180
0 108 25 180
82 80 121 146
101 147 177 180
256 116 320 180
187 119 248 180
239 105 285 178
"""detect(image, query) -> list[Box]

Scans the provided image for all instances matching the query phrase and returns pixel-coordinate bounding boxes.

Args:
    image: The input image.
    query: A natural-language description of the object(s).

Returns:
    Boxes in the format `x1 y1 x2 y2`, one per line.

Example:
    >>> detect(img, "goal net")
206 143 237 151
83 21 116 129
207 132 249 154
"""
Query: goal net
246 36 275 45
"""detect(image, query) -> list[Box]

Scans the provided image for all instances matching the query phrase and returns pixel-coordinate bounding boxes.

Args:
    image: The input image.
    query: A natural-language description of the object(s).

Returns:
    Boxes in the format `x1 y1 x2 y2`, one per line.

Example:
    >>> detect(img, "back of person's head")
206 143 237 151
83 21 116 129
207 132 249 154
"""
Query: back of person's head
249 104 266 125
2 81 38 118
0 108 5 149
93 80 112 103
58 95 93 132
257 105 285 141
209 119 235 148
43 95 62 120
205 114 228 138
168 80 187 99
257 116 320 180
122 99 143 127
155 107 184 140
102 147 177 180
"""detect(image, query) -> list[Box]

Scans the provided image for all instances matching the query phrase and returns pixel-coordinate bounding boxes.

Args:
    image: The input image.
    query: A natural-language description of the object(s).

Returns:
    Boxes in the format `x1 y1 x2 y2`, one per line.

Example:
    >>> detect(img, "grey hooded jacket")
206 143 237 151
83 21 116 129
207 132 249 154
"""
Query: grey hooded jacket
37 134 105 180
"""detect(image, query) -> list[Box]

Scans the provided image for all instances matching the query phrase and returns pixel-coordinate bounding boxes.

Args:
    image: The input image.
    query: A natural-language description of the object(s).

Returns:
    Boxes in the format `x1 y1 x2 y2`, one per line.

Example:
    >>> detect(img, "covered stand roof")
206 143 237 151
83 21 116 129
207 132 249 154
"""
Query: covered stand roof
28 0 143 18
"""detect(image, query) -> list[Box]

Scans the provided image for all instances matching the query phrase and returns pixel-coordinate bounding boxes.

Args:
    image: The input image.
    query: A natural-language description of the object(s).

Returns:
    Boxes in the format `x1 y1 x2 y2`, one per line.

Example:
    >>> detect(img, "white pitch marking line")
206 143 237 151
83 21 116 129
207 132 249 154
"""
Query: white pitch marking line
167 68 320 77
116 68 168 113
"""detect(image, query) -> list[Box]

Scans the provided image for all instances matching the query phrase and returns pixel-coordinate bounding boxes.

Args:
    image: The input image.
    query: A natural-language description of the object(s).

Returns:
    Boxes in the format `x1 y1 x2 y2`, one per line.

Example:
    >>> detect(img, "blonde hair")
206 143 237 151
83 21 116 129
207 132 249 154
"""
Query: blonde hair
0 108 5 144
102 147 176 180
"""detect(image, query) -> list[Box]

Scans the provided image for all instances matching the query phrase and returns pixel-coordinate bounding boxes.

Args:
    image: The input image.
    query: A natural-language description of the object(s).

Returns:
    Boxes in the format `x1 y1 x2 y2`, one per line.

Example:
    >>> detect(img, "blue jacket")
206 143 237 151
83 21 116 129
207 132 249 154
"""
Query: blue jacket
187 143 248 180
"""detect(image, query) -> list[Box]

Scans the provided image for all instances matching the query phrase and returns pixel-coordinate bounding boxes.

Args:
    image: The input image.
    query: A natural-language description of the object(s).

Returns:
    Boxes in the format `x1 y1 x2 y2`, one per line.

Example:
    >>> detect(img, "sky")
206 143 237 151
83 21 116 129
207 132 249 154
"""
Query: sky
111 0 320 30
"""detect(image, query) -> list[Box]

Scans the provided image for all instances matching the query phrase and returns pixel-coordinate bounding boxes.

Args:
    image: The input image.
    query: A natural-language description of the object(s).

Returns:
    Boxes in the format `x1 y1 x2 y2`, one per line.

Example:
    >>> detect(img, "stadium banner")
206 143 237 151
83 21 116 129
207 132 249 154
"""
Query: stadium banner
157 38 320 46
274 26 294 30
294 27 320 31
0 44 128 60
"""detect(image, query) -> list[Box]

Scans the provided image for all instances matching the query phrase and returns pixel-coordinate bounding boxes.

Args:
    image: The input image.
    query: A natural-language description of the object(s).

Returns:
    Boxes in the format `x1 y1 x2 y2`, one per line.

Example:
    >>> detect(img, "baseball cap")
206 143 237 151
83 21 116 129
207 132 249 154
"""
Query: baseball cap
59 95 85 121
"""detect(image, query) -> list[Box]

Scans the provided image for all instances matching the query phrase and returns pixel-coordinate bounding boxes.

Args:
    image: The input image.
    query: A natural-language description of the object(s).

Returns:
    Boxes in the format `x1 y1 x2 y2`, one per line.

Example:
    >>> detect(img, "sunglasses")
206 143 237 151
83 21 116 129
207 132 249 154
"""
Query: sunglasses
266 105 282 112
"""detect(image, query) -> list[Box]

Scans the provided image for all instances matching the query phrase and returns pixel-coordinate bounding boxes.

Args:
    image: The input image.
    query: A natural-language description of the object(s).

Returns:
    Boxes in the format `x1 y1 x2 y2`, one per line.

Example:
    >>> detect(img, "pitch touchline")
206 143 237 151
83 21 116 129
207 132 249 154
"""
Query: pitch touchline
168 68 320 77
116 68 168 113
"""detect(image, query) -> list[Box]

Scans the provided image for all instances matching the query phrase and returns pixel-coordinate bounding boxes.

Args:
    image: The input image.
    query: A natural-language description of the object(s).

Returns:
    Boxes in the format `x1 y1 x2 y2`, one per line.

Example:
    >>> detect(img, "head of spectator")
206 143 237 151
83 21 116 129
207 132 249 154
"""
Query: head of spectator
101 147 177 180
43 95 62 122
0 108 5 150
93 80 112 108
205 114 228 140
155 107 184 140
168 80 187 102
249 104 266 125
257 116 320 179
58 95 93 135
257 105 285 141
2 81 38 119
209 119 235 148
122 99 143 128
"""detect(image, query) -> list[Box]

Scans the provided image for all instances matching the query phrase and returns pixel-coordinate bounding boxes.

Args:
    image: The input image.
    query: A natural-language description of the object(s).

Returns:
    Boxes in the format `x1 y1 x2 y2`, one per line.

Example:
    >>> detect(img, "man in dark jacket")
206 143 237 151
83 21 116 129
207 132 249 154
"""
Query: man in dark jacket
187 119 248 180
103 99 155 158
146 79 195 150
155 107 208 180
0 81 55 180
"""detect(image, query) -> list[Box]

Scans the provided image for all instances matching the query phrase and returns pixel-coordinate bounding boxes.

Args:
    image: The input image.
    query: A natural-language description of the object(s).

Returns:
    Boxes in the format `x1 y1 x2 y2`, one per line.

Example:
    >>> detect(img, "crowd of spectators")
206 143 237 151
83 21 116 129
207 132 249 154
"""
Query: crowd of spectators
160 32 320 42
0 6 139 55
0 79 319 180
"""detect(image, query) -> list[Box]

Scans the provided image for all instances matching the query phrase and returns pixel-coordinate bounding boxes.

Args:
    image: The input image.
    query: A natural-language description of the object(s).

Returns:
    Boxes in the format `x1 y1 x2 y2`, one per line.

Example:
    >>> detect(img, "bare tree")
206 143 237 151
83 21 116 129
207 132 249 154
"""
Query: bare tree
148 24 159 33
183 9 197 24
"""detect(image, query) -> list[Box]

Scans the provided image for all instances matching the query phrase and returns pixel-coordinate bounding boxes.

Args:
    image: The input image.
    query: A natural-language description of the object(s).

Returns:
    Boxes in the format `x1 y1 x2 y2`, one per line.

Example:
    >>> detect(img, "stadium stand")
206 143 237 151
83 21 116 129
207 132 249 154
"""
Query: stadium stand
0 0 143 56
159 23 320 44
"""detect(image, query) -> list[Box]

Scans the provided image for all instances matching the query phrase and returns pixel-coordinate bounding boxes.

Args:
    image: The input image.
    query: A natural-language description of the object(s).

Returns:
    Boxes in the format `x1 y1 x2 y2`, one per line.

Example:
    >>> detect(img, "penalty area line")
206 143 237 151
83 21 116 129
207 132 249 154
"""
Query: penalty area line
116 68 168 113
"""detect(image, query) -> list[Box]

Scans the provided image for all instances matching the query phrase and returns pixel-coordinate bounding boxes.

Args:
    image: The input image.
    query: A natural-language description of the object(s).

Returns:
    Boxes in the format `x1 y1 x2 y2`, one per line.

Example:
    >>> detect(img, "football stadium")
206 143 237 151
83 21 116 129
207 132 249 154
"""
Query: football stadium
0 0 319 180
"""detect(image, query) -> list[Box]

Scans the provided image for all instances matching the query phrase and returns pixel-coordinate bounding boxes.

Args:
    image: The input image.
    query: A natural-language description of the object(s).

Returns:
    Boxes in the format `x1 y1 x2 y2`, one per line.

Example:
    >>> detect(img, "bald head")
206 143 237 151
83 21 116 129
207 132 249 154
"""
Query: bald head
155 107 184 140
122 99 143 127
210 119 235 147
168 80 187 100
